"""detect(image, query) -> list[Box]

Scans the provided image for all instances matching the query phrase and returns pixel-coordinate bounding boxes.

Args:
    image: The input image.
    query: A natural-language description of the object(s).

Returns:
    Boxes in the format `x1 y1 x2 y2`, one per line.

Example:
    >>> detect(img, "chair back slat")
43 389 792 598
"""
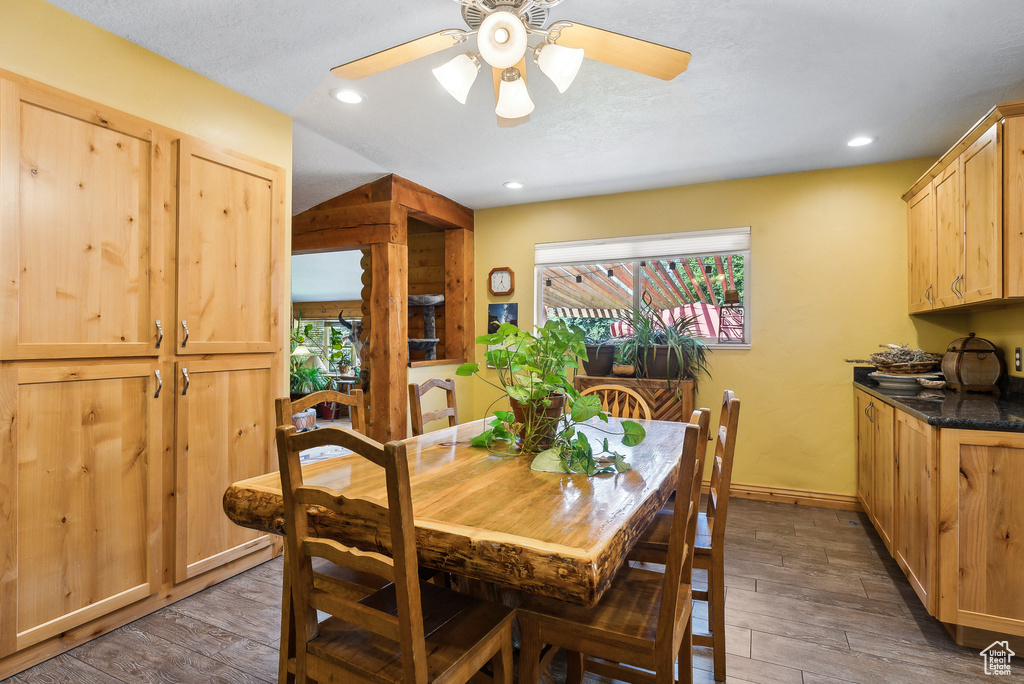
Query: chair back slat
705 391 740 544
655 409 710 665
295 484 390 526
309 589 401 640
276 389 367 435
301 538 396 582
409 378 459 436
275 424 429 683
579 384 652 421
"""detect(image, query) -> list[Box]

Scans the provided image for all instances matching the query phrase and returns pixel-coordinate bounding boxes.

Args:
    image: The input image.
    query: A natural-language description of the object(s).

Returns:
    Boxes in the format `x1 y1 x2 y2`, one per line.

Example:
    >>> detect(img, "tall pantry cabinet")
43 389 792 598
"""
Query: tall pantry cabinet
0 72 285 670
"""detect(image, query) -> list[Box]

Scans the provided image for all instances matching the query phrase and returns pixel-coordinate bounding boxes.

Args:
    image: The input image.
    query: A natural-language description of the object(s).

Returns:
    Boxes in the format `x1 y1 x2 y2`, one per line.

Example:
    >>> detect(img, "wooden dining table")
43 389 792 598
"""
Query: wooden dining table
222 416 687 607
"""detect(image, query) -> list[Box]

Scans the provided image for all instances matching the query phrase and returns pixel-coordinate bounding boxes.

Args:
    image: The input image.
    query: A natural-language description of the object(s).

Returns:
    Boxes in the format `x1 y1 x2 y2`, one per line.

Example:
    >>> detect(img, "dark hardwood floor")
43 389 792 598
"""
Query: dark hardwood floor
4 499 988 683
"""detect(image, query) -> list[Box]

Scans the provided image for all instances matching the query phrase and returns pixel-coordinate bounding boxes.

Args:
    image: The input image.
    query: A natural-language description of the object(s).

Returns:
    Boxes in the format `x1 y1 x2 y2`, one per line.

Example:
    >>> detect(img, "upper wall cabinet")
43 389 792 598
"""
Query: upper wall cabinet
904 103 1024 313
0 79 164 360
175 140 284 354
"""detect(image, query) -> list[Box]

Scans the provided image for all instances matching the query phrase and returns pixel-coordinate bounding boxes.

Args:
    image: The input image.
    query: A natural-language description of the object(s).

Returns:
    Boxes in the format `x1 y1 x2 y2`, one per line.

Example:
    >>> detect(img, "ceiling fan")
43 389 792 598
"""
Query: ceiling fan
331 0 691 127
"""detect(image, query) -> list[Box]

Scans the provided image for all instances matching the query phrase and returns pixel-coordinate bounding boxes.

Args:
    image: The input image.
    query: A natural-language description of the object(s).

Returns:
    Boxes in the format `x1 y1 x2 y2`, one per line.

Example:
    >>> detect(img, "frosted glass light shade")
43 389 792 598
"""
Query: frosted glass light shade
478 11 528 69
495 69 535 119
432 52 480 104
535 43 584 93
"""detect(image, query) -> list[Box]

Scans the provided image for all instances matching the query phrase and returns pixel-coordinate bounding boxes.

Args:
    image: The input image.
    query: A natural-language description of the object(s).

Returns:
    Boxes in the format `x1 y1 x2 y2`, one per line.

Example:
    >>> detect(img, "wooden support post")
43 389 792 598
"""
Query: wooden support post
368 241 409 441
444 228 474 362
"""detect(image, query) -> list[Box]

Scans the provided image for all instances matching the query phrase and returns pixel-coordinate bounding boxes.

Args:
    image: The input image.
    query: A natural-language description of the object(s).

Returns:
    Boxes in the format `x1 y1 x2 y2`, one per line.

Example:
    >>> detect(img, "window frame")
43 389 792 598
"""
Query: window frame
534 232 751 349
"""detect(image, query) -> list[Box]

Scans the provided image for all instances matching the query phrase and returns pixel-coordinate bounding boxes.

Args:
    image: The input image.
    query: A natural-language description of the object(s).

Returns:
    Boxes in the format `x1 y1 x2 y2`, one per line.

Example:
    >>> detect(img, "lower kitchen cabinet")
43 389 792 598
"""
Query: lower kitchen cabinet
855 386 1024 642
174 356 276 582
894 412 937 612
0 362 162 656
937 429 1024 636
854 389 895 552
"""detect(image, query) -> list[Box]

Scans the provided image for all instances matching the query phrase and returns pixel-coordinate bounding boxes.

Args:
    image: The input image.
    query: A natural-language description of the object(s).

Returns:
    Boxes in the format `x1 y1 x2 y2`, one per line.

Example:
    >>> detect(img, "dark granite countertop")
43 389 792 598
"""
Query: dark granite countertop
853 367 1024 432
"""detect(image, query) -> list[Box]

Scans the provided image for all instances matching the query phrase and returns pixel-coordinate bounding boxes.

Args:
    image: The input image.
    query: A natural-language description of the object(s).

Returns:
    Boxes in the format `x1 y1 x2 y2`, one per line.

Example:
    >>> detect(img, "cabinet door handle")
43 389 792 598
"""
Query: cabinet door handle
155 320 163 349
950 276 960 297
154 370 162 399
924 284 933 305
181 320 190 348
181 368 190 396
864 402 874 423
957 273 965 298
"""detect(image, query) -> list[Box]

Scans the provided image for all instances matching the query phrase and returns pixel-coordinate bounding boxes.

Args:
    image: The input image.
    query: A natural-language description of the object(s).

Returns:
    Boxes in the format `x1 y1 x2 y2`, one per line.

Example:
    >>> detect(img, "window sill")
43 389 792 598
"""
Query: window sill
704 343 751 350
409 358 466 369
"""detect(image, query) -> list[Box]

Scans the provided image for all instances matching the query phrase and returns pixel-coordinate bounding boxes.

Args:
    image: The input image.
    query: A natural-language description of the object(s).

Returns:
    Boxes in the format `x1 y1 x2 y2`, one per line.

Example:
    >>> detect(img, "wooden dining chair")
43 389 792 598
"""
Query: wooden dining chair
629 390 741 682
408 378 459 436
275 388 366 434
517 409 711 684
275 423 515 684
579 384 652 420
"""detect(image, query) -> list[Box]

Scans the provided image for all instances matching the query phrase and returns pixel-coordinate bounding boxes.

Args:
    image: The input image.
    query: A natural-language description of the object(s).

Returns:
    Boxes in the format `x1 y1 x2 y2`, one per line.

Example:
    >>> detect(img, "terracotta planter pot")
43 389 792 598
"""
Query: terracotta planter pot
316 401 339 420
582 344 615 377
509 394 566 453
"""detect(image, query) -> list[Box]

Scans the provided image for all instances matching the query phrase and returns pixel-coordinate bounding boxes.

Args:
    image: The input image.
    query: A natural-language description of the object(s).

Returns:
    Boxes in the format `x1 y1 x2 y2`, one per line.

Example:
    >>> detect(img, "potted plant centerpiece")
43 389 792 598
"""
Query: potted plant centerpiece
615 293 711 390
457 320 646 475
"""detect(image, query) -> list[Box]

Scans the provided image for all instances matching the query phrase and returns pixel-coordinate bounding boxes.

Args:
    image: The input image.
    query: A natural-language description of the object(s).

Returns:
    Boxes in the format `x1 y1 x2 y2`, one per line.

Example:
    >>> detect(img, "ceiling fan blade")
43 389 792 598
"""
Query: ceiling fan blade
552 22 691 80
331 30 467 80
491 64 530 128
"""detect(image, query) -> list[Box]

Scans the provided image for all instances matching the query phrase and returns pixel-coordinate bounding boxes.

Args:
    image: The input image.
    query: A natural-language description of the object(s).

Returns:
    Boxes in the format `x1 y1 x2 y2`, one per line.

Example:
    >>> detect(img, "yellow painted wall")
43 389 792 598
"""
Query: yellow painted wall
968 308 1024 377
473 160 974 496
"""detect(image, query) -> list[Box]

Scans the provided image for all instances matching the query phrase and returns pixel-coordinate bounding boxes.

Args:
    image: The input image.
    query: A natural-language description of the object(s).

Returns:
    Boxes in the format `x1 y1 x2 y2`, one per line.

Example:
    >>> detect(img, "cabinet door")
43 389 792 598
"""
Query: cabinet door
871 401 895 553
0 79 163 360
0 362 161 656
907 183 936 312
894 412 936 613
937 430 1024 634
961 124 1002 304
174 356 275 582
933 161 963 308
175 140 284 355
854 390 874 518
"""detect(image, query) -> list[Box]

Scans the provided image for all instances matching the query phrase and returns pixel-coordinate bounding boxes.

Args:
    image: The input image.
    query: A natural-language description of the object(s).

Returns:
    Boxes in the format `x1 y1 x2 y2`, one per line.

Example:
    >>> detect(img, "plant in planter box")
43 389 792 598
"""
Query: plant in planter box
581 327 616 377
456 320 646 475
615 292 711 390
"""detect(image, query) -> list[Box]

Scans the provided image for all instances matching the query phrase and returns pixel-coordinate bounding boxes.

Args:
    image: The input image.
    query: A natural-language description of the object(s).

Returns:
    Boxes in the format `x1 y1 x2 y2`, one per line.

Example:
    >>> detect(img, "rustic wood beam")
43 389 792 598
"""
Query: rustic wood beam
292 301 363 321
444 229 474 362
390 175 474 232
292 201 407 253
368 242 408 441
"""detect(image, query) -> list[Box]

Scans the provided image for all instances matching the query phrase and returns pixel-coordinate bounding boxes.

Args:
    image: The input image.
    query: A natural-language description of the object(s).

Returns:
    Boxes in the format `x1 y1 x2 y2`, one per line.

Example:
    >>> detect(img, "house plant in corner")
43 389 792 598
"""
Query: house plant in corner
456 320 646 475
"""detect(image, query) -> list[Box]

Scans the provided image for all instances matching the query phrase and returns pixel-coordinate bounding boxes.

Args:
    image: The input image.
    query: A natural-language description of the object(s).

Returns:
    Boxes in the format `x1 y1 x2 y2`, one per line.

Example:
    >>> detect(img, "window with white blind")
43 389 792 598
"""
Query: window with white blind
535 228 750 345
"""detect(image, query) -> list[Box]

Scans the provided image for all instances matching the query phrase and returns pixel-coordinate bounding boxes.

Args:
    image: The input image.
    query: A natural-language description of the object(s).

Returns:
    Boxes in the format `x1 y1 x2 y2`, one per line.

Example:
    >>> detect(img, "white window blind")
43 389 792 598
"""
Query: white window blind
534 227 751 265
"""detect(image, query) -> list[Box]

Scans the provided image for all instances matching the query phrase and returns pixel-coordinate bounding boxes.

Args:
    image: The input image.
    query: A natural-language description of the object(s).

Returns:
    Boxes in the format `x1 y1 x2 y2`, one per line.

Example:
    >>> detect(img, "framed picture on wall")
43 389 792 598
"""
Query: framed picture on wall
486 303 518 367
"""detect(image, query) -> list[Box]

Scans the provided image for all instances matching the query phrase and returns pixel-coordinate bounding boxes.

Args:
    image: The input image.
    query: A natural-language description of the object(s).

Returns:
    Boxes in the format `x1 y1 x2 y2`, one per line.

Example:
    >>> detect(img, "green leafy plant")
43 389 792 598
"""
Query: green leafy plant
457 320 646 475
615 292 711 390
290 365 330 395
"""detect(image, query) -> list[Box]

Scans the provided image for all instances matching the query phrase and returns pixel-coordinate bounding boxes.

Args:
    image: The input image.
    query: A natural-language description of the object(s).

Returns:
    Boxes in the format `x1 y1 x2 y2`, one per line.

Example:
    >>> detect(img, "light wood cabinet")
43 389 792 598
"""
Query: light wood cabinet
855 389 1024 642
904 103 1024 313
0 79 164 360
937 429 1024 636
173 356 276 582
907 183 936 312
854 389 894 552
894 411 937 612
933 162 962 308
175 140 283 355
0 362 162 656
960 125 1002 304
0 70 286 676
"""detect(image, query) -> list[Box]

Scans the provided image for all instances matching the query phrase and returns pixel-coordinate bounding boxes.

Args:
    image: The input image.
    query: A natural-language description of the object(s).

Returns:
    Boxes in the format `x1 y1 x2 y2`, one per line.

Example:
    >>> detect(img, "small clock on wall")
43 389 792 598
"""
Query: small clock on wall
488 267 515 296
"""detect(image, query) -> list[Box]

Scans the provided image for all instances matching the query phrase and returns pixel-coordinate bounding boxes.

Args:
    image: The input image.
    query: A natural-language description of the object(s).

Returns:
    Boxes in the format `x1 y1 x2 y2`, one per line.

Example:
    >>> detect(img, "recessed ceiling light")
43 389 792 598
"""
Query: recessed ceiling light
504 181 525 190
331 89 365 104
848 136 874 147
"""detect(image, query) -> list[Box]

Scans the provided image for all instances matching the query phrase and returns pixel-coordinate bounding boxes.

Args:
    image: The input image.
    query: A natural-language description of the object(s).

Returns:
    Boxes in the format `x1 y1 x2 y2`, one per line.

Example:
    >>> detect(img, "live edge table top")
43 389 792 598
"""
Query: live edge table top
223 417 685 606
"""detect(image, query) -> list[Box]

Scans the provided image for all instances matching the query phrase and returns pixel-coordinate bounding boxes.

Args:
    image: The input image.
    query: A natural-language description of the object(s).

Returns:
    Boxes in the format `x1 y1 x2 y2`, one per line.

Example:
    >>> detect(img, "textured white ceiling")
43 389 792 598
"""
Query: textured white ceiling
52 0 1024 212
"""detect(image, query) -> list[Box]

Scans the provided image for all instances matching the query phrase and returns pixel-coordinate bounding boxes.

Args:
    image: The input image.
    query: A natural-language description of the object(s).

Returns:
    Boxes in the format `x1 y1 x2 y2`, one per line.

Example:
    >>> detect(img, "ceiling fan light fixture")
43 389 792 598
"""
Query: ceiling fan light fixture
432 52 481 104
478 11 529 68
534 42 584 93
495 67 535 119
